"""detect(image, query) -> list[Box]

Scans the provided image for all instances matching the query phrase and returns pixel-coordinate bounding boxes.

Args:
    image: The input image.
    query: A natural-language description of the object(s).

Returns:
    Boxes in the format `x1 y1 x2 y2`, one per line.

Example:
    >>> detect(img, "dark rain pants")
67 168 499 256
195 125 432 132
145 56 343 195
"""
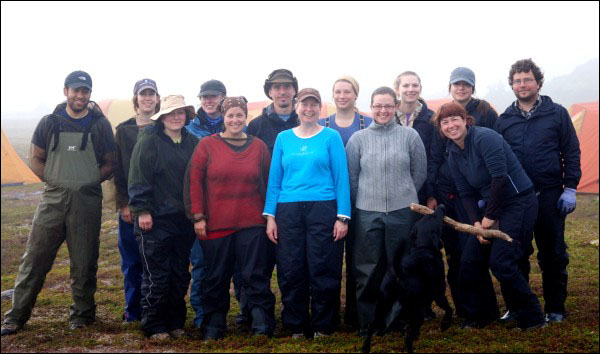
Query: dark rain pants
4 132 102 327
534 186 570 314
460 190 545 328
118 213 142 321
354 207 418 333
276 200 344 334
136 214 195 336
434 189 470 318
189 239 205 328
200 227 276 338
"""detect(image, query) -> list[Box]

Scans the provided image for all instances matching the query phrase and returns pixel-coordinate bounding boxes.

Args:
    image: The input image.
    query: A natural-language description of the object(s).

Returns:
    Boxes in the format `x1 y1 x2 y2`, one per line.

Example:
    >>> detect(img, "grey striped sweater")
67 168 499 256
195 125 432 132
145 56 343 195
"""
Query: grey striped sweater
345 119 427 213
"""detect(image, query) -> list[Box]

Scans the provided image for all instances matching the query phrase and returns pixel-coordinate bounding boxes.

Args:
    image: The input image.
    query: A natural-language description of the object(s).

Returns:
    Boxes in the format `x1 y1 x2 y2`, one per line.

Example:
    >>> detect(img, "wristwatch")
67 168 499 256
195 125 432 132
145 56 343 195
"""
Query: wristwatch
337 217 349 224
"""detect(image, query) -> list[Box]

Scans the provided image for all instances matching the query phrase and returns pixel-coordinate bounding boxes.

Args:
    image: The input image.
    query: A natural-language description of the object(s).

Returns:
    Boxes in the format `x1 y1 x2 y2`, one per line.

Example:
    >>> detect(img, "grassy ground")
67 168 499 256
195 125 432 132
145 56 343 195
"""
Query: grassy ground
1 183 598 353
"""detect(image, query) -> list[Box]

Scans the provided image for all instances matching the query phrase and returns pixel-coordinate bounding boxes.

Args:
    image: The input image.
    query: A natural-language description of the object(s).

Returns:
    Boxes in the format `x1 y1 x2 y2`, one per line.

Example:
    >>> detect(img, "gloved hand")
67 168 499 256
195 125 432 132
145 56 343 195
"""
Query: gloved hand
557 188 577 216
477 199 487 210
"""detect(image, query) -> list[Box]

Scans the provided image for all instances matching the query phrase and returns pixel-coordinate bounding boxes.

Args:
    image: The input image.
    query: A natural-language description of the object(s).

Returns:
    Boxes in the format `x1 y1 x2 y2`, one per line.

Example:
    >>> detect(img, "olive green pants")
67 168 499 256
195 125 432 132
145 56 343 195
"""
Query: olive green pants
4 132 103 327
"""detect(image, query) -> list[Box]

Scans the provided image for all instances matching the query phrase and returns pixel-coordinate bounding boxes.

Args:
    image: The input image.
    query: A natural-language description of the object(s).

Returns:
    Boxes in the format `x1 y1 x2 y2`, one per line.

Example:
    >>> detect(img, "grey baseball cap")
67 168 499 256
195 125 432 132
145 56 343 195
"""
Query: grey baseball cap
133 78 158 95
449 67 476 87
198 80 226 97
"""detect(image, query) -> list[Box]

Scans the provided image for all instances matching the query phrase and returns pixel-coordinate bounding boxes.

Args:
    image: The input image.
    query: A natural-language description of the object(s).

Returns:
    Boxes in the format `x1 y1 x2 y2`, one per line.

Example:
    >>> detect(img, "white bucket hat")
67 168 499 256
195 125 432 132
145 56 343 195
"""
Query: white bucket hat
150 95 195 121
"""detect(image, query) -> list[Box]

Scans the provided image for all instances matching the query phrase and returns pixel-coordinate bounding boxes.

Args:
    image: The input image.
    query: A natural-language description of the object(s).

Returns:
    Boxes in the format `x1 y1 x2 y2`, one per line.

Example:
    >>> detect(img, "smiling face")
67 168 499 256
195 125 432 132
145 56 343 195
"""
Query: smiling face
440 115 468 143
64 86 91 114
137 88 160 115
333 81 357 110
511 70 540 102
450 81 473 105
296 97 321 125
200 94 225 117
162 108 187 134
397 75 421 104
371 94 396 125
223 106 246 136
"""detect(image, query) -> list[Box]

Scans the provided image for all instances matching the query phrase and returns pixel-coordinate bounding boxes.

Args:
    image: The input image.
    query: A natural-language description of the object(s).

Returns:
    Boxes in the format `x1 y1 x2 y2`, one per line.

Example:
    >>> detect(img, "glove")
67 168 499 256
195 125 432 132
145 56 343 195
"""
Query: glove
557 188 576 216
477 199 487 210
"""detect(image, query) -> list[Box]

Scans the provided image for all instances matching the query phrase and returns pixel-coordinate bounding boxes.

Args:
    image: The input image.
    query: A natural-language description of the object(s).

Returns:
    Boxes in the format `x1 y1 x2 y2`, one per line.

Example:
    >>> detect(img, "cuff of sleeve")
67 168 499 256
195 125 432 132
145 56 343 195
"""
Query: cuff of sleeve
337 214 351 220
262 213 275 219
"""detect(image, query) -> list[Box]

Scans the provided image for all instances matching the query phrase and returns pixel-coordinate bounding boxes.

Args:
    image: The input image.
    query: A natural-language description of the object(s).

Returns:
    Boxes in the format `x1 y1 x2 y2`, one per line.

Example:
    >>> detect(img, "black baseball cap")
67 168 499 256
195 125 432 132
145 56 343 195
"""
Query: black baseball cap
64 70 92 90
198 80 226 97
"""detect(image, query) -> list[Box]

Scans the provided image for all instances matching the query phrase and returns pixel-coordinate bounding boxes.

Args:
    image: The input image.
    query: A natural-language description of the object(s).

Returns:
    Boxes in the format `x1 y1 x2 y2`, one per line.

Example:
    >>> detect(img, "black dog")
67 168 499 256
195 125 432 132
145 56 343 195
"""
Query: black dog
362 205 452 354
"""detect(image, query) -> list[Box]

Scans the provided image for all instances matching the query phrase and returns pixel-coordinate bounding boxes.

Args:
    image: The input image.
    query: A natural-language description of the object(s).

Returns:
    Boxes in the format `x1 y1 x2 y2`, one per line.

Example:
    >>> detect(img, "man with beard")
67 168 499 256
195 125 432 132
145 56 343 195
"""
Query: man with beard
247 69 299 153
495 59 581 325
2 71 116 336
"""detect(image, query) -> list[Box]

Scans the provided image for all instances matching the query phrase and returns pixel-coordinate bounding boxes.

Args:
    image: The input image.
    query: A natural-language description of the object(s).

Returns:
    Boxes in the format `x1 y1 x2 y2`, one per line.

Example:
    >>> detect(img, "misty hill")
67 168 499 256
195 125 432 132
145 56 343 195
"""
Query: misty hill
484 57 599 112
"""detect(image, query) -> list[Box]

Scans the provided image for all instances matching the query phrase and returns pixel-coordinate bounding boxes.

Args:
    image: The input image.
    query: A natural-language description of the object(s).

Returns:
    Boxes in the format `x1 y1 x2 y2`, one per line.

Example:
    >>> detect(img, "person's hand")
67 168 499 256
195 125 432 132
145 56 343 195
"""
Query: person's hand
333 220 348 242
120 206 133 224
481 216 497 230
194 220 207 240
557 187 577 217
266 216 278 244
426 197 437 210
138 213 153 232
474 221 491 245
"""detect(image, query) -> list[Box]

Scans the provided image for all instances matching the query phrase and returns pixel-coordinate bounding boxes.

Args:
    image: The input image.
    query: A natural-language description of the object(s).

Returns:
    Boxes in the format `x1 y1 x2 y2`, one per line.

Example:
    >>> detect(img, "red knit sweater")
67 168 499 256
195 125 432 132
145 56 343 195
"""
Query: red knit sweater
189 135 270 239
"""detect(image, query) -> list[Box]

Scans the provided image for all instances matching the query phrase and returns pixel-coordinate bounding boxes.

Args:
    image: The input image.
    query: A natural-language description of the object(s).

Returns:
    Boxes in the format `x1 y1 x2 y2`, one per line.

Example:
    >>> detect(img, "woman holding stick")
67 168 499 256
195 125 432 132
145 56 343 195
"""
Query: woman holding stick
432 102 546 331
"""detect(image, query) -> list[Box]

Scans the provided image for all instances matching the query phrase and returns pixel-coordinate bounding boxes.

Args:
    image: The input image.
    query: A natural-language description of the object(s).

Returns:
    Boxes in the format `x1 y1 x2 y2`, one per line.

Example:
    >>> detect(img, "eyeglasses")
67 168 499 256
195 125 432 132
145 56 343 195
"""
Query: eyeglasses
372 104 395 111
512 78 536 86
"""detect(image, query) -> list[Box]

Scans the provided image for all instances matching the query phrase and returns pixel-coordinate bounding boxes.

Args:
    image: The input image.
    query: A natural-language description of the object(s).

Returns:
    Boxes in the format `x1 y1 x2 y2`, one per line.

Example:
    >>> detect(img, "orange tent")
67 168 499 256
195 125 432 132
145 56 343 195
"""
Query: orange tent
569 102 599 194
425 97 453 113
1 128 40 186
97 99 136 131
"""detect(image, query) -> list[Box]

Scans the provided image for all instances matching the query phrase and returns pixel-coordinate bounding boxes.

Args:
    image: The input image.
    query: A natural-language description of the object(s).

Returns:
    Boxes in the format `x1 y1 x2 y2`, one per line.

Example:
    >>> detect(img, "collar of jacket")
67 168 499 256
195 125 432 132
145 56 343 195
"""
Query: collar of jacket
262 103 298 126
506 95 556 118
447 125 475 154
368 118 399 133
414 98 433 122
157 124 190 145
465 98 480 114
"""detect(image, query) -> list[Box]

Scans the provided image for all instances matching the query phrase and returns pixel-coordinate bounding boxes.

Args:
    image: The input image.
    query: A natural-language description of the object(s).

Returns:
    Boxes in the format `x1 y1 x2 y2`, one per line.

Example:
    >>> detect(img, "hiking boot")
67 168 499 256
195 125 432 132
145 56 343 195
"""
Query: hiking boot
169 329 187 339
499 310 517 323
424 308 437 321
519 321 548 331
149 332 170 340
1 323 21 336
545 312 565 323
69 322 87 330
314 331 329 338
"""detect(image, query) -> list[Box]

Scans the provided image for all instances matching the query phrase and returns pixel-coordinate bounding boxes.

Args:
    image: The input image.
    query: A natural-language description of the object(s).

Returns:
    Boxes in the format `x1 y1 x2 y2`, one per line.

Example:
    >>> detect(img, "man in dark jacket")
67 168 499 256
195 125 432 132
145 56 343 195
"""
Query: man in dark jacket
247 69 299 154
495 58 581 324
2 71 116 336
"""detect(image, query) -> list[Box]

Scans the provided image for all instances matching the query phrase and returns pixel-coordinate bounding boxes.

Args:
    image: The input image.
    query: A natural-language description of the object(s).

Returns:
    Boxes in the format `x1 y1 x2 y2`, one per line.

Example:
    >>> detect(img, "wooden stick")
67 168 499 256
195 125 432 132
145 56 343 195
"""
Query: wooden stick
410 203 513 242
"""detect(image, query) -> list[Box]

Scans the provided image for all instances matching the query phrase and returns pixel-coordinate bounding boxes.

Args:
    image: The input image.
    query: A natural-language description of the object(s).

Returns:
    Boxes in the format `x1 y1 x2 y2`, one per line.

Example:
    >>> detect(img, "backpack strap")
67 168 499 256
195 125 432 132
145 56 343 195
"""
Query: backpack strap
325 115 331 127
359 114 365 130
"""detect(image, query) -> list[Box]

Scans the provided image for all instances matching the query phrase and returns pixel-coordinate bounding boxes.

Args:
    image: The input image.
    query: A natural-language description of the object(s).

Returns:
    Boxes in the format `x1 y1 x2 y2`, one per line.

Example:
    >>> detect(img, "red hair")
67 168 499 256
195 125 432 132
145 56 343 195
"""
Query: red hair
432 102 474 131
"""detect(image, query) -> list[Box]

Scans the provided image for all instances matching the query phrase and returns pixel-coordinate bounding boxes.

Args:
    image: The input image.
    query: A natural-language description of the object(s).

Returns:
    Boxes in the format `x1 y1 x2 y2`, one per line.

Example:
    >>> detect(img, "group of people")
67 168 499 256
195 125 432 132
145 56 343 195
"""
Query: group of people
2 58 581 343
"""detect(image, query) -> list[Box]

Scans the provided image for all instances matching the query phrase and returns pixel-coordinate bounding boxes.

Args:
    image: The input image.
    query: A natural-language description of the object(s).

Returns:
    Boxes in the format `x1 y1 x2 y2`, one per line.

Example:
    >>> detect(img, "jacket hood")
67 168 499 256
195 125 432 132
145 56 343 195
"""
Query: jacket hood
261 103 298 127
415 98 433 122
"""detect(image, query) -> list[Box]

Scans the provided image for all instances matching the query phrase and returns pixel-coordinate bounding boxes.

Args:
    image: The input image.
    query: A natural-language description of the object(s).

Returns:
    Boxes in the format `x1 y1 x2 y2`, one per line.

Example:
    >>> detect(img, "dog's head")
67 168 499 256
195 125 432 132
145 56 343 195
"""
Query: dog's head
410 204 446 251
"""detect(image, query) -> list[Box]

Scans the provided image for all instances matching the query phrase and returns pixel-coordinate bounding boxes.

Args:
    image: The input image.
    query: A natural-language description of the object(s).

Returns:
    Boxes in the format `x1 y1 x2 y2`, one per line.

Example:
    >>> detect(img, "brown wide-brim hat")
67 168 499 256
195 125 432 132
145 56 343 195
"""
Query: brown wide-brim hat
150 95 195 121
